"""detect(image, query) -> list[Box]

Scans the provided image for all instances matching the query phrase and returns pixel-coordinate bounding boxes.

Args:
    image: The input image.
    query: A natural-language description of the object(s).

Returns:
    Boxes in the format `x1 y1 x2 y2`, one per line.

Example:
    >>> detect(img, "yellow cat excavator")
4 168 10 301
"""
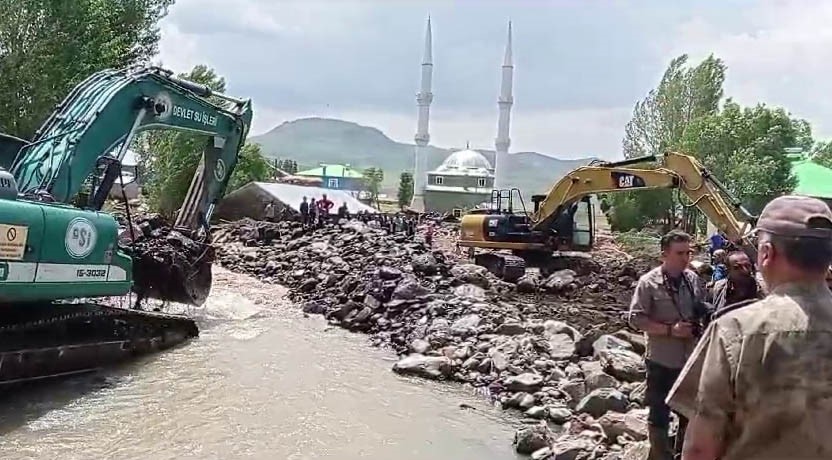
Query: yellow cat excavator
458 152 757 280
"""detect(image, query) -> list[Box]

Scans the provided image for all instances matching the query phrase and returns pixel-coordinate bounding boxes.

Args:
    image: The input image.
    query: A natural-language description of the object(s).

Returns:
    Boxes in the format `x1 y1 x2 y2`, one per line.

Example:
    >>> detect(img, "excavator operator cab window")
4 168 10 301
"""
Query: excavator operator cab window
571 197 594 249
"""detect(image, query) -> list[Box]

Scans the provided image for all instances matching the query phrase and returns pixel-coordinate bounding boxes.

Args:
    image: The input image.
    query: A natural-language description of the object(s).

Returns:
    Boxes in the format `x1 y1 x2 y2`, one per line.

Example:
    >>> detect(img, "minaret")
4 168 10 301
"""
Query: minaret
494 21 513 190
411 17 433 212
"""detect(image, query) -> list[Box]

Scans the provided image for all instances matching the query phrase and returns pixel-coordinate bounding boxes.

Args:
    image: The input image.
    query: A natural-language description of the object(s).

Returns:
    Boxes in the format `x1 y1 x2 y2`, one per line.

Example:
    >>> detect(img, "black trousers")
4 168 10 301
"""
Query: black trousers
647 360 688 456
646 360 682 429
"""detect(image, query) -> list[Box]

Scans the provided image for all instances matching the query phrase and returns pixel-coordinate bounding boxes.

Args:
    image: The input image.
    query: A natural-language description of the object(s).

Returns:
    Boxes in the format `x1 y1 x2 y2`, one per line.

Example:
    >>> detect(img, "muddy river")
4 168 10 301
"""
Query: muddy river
0 268 518 460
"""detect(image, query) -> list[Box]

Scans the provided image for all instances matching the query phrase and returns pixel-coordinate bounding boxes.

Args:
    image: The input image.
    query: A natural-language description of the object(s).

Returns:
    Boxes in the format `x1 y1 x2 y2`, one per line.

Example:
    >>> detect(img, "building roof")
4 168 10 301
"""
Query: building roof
296 163 364 179
792 158 832 199
430 149 494 177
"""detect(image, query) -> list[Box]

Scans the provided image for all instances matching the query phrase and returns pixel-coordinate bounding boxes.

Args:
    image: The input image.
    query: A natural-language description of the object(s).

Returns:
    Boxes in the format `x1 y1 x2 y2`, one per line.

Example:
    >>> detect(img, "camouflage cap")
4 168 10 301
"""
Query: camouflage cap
756 195 832 239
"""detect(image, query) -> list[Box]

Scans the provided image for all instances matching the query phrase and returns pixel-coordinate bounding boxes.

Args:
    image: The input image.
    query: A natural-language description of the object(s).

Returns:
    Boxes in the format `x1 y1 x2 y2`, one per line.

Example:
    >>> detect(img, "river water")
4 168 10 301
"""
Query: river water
0 268 518 460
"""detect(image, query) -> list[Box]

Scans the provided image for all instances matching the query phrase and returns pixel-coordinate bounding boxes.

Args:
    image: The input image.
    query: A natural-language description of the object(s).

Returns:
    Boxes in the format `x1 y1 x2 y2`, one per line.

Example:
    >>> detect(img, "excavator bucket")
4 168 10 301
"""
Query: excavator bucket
122 216 215 307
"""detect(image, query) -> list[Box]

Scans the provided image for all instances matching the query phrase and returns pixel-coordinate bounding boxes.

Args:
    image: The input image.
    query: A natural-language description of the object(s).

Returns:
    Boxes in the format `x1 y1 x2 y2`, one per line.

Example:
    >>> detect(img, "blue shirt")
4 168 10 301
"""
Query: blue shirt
712 264 728 282
709 233 726 253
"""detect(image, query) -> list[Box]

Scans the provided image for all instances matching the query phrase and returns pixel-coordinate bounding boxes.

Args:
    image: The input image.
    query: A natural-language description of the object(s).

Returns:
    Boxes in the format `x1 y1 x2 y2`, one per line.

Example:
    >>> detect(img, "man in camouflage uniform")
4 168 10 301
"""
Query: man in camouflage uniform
629 230 707 460
667 195 832 460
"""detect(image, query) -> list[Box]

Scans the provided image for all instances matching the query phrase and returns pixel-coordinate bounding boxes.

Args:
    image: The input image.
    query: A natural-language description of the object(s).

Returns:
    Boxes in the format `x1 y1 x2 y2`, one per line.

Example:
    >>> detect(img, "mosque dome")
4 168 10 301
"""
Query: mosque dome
433 149 494 176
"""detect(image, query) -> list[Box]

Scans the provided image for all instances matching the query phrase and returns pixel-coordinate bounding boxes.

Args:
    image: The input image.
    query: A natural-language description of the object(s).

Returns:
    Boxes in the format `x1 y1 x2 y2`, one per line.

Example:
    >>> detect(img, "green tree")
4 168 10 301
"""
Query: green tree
363 167 384 208
679 100 809 213
226 143 271 193
0 0 174 139
812 141 832 168
397 171 414 208
610 54 726 232
137 65 229 217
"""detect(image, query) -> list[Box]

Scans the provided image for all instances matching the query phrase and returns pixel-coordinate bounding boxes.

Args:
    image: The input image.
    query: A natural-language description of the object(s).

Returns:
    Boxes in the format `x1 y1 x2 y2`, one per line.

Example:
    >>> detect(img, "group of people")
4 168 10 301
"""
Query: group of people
262 196 436 246
629 194 832 460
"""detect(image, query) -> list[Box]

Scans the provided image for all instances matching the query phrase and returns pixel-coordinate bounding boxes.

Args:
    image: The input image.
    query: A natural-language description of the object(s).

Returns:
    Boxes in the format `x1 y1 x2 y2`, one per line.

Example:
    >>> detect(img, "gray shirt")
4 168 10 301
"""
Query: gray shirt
628 266 704 369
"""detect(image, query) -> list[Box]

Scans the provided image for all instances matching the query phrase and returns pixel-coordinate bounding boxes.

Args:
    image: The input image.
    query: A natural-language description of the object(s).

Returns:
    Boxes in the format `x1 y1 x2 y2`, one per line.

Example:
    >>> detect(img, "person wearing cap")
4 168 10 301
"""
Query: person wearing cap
667 195 832 460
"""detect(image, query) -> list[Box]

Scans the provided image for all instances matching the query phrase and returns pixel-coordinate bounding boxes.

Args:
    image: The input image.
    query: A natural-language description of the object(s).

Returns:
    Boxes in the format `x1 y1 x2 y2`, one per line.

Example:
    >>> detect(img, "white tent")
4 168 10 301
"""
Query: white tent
214 182 377 222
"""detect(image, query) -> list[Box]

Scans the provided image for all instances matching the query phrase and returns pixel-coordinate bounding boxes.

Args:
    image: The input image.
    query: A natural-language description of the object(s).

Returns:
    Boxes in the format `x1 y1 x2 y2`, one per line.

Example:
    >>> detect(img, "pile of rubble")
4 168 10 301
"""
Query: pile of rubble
214 219 656 459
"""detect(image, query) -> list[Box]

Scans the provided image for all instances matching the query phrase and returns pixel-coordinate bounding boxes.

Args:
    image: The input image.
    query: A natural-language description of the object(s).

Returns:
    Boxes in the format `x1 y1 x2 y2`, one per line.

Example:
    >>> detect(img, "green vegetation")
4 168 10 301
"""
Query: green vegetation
397 172 414 209
0 0 174 139
362 167 384 208
608 54 816 233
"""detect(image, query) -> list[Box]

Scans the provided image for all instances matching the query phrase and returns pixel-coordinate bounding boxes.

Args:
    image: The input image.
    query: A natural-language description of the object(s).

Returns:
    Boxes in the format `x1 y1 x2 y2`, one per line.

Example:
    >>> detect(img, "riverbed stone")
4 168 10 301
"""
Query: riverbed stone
548 333 577 360
576 388 629 418
598 408 648 442
505 373 544 392
513 422 555 455
392 354 452 380
451 314 482 336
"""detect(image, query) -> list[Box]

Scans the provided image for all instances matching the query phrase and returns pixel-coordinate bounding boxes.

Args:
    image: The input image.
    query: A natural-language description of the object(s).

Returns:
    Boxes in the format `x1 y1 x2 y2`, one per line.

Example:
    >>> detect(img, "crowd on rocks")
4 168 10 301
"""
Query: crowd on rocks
214 216 657 460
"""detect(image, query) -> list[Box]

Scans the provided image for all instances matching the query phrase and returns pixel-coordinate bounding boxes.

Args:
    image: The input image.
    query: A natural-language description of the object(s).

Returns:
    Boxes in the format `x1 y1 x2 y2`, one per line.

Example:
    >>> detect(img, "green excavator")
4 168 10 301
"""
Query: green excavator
0 66 252 385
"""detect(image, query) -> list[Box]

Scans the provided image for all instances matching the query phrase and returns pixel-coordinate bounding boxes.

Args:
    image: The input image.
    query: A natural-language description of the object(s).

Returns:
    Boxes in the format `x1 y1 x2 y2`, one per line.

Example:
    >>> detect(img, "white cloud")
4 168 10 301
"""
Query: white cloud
665 1 832 138
158 0 832 164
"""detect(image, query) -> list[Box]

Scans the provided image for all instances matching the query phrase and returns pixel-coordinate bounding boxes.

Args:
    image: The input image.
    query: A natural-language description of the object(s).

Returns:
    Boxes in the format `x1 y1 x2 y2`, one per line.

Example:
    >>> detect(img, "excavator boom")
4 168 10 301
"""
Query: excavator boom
530 152 755 248
12 66 252 231
459 151 757 280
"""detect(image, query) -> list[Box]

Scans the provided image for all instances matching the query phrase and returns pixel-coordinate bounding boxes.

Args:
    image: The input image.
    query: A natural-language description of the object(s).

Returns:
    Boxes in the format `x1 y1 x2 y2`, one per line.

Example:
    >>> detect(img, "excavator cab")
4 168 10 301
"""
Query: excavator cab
0 133 26 170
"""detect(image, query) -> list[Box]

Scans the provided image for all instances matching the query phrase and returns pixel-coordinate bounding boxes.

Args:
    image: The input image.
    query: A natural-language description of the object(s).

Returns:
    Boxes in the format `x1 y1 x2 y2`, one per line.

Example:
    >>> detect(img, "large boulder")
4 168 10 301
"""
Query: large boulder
392 277 430 300
593 335 645 382
516 274 540 293
504 373 545 392
598 409 649 442
450 264 491 288
453 283 486 299
548 333 577 360
513 422 555 455
392 354 453 380
543 269 576 293
550 438 596 460
412 254 440 275
377 266 403 280
495 321 526 336
576 388 629 418
451 314 482 336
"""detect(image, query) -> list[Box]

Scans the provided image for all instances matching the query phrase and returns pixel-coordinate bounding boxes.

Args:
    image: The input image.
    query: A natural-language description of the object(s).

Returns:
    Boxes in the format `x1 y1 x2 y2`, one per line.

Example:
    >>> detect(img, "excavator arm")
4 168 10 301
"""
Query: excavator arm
530 152 756 252
11 66 252 232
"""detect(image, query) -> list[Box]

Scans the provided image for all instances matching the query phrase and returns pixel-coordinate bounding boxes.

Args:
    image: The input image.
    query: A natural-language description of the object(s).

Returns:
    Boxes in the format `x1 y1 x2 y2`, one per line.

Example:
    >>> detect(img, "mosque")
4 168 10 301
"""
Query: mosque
411 18 514 213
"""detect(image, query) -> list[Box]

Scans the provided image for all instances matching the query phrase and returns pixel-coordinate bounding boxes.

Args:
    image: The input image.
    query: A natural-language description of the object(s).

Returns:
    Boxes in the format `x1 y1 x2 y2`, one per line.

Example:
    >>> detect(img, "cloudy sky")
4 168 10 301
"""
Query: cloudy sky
157 0 832 160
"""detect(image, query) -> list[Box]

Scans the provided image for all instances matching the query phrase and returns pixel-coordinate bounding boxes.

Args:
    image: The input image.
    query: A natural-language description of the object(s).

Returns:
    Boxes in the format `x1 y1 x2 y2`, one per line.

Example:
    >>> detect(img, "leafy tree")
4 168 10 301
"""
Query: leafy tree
610 54 726 232
812 141 832 168
679 100 808 213
138 65 266 217
226 143 271 193
397 171 414 208
0 0 174 139
363 167 384 208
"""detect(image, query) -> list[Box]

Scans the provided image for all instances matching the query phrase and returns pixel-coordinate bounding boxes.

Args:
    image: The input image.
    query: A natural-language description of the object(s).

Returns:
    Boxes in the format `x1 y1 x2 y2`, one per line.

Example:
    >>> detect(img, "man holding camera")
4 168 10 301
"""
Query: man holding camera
629 230 707 460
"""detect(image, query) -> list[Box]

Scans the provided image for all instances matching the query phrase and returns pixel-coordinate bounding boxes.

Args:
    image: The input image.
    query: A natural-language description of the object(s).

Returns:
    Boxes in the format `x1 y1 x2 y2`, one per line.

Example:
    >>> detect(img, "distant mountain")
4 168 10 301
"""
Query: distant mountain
249 117 595 195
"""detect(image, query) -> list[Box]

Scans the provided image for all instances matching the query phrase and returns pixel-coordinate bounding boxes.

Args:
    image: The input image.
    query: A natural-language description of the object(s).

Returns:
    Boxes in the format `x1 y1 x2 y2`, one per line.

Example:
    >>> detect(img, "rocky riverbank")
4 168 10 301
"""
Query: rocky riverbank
215 218 656 460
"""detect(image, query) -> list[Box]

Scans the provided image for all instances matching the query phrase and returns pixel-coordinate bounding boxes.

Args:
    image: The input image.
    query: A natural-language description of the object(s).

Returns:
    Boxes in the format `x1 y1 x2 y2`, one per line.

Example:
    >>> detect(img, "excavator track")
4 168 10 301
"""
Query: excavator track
0 303 198 386
474 253 526 282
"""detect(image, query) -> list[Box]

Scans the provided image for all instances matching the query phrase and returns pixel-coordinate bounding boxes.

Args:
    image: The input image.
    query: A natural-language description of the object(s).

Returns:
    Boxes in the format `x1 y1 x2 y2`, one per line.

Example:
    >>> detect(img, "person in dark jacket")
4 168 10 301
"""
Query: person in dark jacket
299 196 310 226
